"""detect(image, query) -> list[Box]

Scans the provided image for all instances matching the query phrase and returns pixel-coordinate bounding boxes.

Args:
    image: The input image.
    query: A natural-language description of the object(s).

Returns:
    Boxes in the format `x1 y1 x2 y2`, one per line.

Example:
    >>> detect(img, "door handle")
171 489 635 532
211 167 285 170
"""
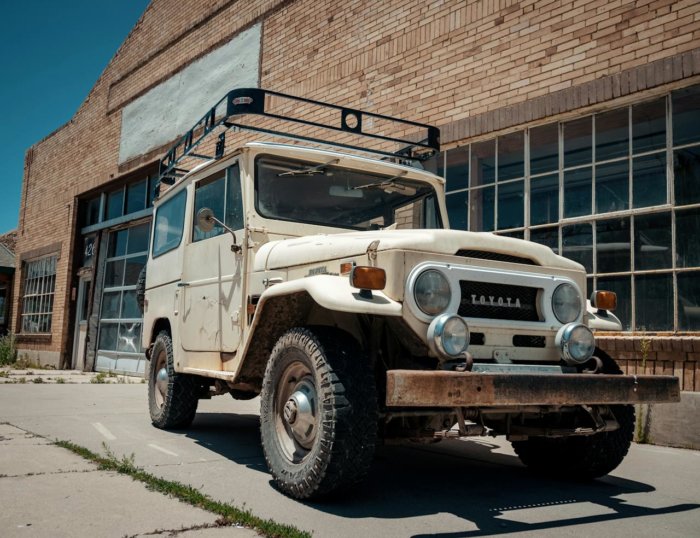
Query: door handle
177 282 190 287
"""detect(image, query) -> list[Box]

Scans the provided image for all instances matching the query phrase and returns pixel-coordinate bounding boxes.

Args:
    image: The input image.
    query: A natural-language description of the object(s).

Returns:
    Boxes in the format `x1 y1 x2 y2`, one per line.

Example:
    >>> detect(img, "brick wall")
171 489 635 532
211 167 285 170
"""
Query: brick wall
14 0 700 367
597 336 700 391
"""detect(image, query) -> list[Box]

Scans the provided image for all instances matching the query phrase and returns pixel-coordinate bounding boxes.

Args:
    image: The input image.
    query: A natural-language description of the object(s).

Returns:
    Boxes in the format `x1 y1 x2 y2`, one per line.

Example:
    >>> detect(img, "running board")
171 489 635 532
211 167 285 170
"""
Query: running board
182 367 237 381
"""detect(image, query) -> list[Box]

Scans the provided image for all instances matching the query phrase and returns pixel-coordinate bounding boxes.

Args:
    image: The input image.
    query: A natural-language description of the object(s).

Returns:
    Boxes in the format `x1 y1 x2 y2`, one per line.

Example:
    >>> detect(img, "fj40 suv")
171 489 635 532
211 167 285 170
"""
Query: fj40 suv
141 88 679 500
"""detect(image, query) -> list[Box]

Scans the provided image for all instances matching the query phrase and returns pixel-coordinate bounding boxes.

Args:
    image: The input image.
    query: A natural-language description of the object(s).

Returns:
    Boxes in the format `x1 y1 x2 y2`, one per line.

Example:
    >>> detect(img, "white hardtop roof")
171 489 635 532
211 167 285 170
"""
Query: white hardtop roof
156 141 444 204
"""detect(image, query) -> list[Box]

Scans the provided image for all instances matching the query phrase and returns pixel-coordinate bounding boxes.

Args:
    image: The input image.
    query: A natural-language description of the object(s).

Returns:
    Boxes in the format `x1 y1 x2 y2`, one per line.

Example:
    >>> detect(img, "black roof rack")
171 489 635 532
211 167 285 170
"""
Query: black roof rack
156 87 440 190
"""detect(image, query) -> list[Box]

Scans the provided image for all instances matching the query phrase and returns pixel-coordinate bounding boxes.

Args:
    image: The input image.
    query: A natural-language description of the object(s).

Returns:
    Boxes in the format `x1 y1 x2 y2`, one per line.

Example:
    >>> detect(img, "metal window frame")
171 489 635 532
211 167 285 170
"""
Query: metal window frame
20 256 57 334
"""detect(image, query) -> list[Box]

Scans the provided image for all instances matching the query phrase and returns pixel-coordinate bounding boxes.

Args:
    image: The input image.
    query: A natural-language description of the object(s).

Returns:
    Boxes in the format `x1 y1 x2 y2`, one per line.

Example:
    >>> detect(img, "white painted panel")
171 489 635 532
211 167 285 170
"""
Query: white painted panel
119 24 261 163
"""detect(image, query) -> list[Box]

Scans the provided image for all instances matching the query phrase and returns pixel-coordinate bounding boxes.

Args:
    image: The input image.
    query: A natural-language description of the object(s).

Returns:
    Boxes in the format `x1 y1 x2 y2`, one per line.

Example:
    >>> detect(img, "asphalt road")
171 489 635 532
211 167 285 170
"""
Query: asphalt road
1 384 699 537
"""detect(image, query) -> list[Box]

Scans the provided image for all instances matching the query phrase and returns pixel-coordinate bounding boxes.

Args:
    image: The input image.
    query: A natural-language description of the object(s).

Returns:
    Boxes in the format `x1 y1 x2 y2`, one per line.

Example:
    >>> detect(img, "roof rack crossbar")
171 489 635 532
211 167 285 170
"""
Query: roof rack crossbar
156 87 440 193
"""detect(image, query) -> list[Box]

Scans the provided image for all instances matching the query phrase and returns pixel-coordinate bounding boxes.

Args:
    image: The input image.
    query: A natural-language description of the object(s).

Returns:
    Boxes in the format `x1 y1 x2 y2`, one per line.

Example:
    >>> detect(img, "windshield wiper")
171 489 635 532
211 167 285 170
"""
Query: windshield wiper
352 171 409 191
277 158 340 177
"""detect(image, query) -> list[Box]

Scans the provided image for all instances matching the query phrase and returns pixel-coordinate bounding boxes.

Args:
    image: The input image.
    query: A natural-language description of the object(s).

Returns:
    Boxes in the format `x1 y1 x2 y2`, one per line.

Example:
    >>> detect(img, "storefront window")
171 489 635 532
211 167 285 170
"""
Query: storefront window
441 83 700 330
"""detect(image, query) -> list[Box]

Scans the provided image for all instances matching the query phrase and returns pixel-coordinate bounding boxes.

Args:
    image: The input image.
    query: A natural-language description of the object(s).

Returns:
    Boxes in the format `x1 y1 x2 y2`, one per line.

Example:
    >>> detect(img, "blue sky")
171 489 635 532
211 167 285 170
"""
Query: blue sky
0 1 150 234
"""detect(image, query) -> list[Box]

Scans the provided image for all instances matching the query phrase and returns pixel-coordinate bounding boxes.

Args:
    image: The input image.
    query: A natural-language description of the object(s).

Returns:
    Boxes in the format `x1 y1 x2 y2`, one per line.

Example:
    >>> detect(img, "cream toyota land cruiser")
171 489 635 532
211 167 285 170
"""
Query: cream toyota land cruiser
140 88 679 500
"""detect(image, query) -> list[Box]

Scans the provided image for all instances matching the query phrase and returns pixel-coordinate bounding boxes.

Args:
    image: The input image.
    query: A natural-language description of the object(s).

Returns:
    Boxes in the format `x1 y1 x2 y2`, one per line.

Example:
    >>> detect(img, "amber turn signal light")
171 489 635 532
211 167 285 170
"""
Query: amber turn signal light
591 290 617 311
350 266 386 290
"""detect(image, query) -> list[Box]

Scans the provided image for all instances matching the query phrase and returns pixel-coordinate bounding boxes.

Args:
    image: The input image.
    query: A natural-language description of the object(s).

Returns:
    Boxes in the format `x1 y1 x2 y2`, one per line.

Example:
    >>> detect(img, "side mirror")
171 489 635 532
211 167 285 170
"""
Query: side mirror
196 208 216 233
195 207 242 253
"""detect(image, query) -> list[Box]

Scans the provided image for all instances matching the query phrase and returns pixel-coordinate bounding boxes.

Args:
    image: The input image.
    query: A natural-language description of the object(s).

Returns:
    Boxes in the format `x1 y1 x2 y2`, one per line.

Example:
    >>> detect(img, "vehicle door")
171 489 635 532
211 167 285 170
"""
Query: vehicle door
179 162 245 352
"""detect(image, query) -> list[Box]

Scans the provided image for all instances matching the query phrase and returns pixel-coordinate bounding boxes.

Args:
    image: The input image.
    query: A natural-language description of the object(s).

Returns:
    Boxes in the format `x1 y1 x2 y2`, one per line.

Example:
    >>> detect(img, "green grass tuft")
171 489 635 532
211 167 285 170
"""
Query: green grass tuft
54 440 310 538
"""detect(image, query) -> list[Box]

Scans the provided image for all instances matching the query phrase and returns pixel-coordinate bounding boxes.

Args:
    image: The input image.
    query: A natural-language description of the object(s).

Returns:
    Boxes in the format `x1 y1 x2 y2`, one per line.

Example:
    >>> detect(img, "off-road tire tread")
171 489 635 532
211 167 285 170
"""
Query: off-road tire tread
512 352 634 479
148 331 199 429
260 326 377 500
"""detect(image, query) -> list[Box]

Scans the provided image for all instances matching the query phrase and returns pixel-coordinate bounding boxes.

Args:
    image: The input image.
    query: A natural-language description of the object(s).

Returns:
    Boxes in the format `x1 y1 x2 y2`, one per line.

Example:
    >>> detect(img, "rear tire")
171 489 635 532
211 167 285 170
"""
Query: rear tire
148 331 199 429
511 353 634 479
260 327 377 499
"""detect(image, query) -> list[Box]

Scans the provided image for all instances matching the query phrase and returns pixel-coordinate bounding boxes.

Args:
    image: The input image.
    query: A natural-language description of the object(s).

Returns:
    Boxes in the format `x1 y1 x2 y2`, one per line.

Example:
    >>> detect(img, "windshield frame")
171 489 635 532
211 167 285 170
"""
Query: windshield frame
253 154 443 231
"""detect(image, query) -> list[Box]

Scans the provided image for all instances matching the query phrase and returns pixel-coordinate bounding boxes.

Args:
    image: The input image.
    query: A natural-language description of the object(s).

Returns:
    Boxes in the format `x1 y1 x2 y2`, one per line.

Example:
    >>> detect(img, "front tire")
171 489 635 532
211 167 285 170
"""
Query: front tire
260 327 377 499
148 331 199 429
511 353 634 479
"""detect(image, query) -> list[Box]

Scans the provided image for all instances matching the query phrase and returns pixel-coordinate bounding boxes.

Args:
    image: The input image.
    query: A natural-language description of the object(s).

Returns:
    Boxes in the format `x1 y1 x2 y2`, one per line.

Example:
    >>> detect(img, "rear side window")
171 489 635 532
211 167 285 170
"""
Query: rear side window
152 190 187 257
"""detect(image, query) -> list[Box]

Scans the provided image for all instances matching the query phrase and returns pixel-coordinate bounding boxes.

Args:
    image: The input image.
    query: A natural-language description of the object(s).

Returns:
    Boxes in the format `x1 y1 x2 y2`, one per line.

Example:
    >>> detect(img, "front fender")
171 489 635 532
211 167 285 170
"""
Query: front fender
258 274 402 316
586 300 623 331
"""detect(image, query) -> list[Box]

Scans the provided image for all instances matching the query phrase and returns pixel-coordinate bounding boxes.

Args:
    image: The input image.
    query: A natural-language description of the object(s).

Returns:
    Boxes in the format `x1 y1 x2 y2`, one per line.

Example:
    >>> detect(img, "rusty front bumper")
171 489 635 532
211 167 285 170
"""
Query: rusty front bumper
385 370 680 408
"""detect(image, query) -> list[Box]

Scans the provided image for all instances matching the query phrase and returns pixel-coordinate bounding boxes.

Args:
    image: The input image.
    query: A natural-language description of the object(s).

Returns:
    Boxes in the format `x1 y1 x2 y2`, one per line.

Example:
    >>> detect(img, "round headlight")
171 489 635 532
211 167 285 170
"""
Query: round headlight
429 314 470 358
414 270 451 316
552 283 581 323
556 323 595 364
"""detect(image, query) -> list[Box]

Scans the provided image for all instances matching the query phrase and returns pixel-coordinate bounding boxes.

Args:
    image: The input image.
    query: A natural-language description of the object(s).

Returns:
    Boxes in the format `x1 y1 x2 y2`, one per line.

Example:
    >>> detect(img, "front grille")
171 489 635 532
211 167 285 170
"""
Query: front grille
456 250 538 266
458 281 541 322
470 332 485 346
513 335 546 348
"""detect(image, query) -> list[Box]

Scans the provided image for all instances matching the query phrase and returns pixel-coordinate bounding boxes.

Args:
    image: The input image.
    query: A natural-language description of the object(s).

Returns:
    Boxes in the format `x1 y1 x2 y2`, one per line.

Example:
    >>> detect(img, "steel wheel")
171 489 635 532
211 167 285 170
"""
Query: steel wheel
153 347 169 410
260 327 378 499
147 331 199 429
274 361 318 463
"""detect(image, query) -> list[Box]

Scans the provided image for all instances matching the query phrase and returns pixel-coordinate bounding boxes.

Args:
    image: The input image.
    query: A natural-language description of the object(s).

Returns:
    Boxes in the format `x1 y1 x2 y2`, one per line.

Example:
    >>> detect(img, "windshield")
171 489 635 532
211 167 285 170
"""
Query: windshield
255 155 442 230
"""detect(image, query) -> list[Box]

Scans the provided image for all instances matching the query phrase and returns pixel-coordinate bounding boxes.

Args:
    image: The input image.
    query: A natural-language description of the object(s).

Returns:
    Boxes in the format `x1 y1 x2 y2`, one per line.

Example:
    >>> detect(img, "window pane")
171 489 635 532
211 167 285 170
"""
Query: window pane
633 98 666 153
597 276 632 330
106 189 124 220
562 223 593 273
563 117 592 168
118 323 142 353
596 160 629 213
530 173 559 225
633 153 666 208
153 190 187 257
108 230 127 258
193 175 226 242
498 132 524 181
104 260 125 288
677 207 700 268
126 179 147 214
470 140 495 186
530 226 559 254
596 108 629 161
101 291 121 319
226 165 244 231
127 223 150 255
596 217 630 273
124 255 147 286
635 273 673 331
672 84 700 146
497 180 524 229
98 323 119 351
84 197 101 226
497 230 524 239
423 152 444 177
121 291 140 320
564 166 592 218
530 123 558 175
446 192 467 230
674 146 700 206
678 271 700 331
469 186 495 232
634 212 671 270
445 147 468 191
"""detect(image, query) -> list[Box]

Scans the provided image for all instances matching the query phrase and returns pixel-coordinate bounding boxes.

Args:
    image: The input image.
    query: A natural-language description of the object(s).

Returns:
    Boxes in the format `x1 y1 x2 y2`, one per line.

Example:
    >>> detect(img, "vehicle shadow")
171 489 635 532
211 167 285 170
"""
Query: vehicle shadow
186 412 700 536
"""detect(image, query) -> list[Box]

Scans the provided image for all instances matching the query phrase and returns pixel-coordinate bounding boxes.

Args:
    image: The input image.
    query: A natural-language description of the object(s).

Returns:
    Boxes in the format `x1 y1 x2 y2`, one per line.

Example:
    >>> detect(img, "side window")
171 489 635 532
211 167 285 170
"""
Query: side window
193 163 243 243
193 173 226 242
153 190 187 257
226 164 244 230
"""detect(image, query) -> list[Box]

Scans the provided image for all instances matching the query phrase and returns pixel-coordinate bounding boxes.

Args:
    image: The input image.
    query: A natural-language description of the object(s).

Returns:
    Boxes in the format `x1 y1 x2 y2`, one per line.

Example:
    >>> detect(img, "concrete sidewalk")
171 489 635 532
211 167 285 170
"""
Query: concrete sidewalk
0 367 144 385
0 423 257 537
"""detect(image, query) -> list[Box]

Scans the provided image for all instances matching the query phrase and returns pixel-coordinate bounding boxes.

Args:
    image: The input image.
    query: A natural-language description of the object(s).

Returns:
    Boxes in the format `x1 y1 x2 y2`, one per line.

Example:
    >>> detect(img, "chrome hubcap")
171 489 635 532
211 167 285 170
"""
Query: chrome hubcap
153 350 169 409
275 361 318 462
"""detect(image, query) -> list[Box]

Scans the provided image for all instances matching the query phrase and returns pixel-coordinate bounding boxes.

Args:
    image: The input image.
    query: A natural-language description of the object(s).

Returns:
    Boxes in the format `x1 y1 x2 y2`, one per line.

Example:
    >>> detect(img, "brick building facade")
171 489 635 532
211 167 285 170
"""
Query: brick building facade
14 0 700 389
